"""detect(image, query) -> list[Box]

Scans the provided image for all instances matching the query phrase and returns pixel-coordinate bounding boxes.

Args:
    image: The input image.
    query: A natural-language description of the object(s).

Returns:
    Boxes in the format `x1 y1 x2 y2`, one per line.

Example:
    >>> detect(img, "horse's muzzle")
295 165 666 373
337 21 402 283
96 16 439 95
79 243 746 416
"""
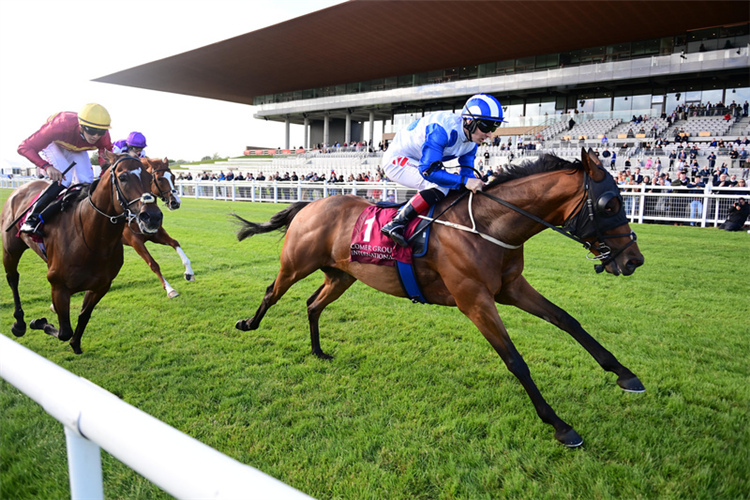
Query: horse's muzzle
138 208 163 234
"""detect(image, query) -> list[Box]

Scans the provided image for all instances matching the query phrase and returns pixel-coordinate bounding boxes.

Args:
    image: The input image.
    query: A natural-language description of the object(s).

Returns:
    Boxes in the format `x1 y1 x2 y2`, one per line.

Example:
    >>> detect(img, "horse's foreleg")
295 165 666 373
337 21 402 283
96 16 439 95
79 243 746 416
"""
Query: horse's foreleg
34 286 74 343
5 270 26 337
155 230 194 282
69 288 108 355
130 236 178 298
3 245 27 337
456 291 583 447
305 268 356 359
497 276 644 392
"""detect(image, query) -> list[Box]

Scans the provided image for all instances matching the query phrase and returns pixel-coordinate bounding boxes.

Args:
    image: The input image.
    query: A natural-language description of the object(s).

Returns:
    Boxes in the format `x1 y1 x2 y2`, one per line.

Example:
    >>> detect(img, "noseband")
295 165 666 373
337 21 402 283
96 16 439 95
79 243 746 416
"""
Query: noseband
478 167 637 271
88 156 156 224
151 167 176 204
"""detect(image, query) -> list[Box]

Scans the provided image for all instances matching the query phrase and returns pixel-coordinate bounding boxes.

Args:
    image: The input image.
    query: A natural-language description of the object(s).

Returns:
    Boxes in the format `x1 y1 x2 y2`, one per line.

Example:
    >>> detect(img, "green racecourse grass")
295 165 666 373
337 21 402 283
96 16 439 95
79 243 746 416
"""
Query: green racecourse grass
1 188 749 500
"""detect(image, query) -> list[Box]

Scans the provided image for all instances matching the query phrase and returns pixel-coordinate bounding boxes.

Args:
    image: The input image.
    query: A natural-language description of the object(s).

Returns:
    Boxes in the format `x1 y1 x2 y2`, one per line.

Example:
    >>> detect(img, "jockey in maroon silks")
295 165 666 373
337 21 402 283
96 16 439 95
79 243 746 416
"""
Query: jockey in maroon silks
17 103 113 236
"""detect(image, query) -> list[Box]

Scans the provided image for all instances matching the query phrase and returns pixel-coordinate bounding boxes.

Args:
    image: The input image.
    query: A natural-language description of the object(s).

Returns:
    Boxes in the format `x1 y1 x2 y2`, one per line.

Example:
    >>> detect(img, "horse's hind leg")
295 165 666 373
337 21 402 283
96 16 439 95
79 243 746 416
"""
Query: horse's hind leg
306 268 356 359
497 276 644 392
3 244 28 337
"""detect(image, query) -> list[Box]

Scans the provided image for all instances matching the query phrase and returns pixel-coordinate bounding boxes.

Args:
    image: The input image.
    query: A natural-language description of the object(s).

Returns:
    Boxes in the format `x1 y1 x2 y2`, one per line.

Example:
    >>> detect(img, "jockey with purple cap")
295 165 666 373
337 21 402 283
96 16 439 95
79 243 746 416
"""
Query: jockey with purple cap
113 131 148 158
381 93 506 247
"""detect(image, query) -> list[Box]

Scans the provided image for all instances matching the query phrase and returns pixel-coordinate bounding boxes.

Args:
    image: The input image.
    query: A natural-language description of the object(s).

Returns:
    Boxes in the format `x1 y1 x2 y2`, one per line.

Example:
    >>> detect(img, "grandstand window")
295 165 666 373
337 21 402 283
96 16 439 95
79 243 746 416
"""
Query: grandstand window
426 70 443 84
414 72 428 86
515 57 535 73
443 67 459 82
631 95 651 111
631 39 659 57
702 89 723 104
593 97 611 113
303 89 315 99
659 37 674 56
606 43 630 61
495 60 514 75
580 46 606 64
613 97 631 112
384 77 398 90
459 65 478 79
535 54 559 69
346 83 360 94
477 62 495 77
398 74 414 87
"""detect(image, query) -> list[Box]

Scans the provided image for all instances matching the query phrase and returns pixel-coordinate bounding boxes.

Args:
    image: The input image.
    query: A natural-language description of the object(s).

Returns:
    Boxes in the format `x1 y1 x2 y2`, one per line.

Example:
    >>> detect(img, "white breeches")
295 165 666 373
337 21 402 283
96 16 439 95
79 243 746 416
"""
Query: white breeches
383 156 449 195
42 143 95 187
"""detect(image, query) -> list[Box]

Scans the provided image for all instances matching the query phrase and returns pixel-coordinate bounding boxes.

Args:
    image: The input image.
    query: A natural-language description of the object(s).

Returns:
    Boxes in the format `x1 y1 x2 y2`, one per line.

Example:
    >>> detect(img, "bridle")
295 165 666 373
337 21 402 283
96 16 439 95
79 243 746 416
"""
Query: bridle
87 156 157 224
150 167 177 204
477 166 637 271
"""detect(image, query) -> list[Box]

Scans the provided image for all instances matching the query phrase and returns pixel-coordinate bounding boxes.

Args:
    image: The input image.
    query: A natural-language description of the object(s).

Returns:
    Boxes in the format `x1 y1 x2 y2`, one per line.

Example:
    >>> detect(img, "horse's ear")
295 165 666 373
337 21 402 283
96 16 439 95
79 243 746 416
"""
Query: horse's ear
581 147 606 182
163 157 169 166
104 150 117 163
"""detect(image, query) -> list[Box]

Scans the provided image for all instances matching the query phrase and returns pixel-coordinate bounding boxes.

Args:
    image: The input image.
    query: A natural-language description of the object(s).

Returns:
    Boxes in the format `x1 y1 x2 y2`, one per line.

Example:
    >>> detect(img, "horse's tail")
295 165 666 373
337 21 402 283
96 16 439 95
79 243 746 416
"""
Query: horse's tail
232 201 310 241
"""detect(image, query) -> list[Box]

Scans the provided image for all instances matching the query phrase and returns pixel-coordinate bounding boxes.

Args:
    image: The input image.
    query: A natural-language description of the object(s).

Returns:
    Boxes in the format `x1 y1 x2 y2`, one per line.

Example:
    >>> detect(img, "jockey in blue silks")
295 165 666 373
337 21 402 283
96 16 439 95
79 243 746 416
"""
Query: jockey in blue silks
381 93 506 247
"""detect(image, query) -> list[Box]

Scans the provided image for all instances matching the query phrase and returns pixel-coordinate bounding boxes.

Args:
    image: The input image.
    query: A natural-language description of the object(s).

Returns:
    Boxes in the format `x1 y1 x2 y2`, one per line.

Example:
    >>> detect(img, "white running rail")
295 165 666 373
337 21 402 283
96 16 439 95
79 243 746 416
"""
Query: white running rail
0 334 313 500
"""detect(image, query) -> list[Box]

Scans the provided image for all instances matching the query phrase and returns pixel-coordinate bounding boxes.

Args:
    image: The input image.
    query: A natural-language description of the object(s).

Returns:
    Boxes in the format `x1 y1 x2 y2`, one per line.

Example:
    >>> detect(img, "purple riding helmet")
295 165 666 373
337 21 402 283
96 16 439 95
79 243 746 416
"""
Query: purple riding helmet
126 131 147 148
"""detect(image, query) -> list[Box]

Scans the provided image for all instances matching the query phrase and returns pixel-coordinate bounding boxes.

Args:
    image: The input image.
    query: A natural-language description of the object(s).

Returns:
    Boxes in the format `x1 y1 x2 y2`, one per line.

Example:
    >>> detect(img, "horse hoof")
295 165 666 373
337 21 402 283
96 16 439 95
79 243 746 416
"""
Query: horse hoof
235 319 249 331
184 273 195 282
618 375 646 393
555 428 583 448
71 344 83 355
11 323 26 337
313 350 333 360
30 318 47 330
168 290 180 299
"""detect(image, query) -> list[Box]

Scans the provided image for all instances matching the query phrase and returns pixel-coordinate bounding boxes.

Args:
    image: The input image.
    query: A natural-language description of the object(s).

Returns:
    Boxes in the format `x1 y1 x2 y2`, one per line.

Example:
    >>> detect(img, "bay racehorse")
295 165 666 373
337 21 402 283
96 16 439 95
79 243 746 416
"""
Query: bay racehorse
231 149 646 447
2 152 163 354
122 157 195 298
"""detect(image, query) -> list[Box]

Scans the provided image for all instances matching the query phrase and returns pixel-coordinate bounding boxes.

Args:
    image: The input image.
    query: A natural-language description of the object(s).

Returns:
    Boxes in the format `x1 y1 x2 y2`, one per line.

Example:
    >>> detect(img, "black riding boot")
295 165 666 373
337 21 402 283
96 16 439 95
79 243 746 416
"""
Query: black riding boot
381 202 420 247
19 182 65 237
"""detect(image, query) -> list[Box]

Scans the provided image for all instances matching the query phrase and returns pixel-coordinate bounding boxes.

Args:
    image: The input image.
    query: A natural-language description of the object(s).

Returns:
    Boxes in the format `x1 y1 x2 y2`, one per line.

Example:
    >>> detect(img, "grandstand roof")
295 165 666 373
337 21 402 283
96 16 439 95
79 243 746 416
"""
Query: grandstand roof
94 0 749 105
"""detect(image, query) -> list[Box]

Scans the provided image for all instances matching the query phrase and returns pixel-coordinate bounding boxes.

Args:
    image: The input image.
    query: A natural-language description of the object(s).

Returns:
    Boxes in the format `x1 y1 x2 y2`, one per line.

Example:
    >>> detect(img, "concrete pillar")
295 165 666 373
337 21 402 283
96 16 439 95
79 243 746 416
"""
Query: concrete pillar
284 117 290 150
345 112 351 145
303 117 309 150
323 114 330 148
369 111 375 147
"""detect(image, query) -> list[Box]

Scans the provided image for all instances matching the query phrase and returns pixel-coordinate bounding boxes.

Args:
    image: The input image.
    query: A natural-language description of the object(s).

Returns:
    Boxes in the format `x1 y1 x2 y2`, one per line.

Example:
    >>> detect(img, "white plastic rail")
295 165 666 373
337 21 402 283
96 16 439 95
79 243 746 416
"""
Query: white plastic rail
0 334 313 500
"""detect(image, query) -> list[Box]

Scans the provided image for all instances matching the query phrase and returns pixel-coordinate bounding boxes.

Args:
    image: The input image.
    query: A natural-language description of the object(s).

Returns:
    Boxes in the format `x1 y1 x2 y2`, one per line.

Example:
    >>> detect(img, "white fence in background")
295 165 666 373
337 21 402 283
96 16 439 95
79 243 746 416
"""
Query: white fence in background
0 335 313 500
2 177 748 228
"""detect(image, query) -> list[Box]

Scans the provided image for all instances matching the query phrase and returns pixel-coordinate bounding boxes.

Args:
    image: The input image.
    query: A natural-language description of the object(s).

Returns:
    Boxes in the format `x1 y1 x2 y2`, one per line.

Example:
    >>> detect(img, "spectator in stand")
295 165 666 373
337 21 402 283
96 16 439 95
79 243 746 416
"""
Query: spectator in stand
698 165 711 184
707 151 717 170
668 150 676 171
729 174 739 187
610 150 617 170
718 198 749 231
633 167 644 185
686 176 706 226
654 158 662 176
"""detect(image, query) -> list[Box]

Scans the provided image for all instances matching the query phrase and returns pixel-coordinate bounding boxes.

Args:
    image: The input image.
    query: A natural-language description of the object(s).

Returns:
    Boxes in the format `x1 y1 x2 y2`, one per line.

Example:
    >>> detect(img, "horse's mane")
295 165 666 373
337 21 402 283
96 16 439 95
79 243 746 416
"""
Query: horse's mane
485 154 581 189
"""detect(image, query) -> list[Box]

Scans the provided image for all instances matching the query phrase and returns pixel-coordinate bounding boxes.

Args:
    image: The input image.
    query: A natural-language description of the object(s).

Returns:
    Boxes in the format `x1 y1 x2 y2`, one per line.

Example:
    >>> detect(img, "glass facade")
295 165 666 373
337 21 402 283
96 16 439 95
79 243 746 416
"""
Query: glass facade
255 24 749 106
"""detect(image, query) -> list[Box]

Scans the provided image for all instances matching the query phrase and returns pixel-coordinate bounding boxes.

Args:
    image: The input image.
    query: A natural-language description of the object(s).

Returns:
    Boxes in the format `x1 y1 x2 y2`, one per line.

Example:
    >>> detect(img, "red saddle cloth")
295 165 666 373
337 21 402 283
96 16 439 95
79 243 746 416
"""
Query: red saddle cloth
350 205 424 266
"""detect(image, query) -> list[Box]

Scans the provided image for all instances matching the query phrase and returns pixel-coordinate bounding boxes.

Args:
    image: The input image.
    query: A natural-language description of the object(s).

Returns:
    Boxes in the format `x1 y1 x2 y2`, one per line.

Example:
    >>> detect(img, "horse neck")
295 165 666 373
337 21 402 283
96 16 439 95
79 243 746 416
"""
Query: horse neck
83 176 127 241
477 170 584 241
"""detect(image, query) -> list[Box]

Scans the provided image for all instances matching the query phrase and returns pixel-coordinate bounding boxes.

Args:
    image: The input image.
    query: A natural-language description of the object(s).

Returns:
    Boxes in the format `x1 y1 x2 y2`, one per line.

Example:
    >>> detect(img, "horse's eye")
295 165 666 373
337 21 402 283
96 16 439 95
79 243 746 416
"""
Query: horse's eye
118 173 129 182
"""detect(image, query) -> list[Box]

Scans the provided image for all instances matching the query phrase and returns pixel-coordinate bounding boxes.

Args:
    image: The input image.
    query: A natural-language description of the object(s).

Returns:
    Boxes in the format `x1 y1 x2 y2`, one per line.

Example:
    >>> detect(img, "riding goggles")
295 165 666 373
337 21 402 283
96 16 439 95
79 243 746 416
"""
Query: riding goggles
476 119 502 133
82 125 107 137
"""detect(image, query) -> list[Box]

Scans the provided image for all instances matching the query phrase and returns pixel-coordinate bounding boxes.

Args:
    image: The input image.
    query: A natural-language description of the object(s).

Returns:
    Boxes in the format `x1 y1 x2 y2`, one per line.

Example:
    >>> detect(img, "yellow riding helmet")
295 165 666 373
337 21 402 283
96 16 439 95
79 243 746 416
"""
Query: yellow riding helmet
78 103 112 129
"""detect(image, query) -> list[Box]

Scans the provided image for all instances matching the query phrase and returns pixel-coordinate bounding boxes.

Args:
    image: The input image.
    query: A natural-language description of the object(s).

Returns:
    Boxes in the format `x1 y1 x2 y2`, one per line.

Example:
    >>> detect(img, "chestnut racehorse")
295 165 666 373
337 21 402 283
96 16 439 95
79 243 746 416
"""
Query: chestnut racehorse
232 149 646 447
122 157 195 298
2 152 163 354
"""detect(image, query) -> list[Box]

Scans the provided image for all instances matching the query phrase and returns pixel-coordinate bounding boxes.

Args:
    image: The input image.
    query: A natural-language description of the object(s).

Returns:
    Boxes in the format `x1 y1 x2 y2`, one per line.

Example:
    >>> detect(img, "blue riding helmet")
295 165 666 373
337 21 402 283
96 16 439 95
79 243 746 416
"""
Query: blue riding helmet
461 94 506 124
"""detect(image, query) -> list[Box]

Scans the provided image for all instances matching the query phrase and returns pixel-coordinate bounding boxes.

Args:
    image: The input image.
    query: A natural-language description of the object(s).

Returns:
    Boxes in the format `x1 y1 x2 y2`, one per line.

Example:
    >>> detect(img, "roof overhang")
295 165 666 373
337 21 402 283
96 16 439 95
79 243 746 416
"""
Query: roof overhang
94 0 749 106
